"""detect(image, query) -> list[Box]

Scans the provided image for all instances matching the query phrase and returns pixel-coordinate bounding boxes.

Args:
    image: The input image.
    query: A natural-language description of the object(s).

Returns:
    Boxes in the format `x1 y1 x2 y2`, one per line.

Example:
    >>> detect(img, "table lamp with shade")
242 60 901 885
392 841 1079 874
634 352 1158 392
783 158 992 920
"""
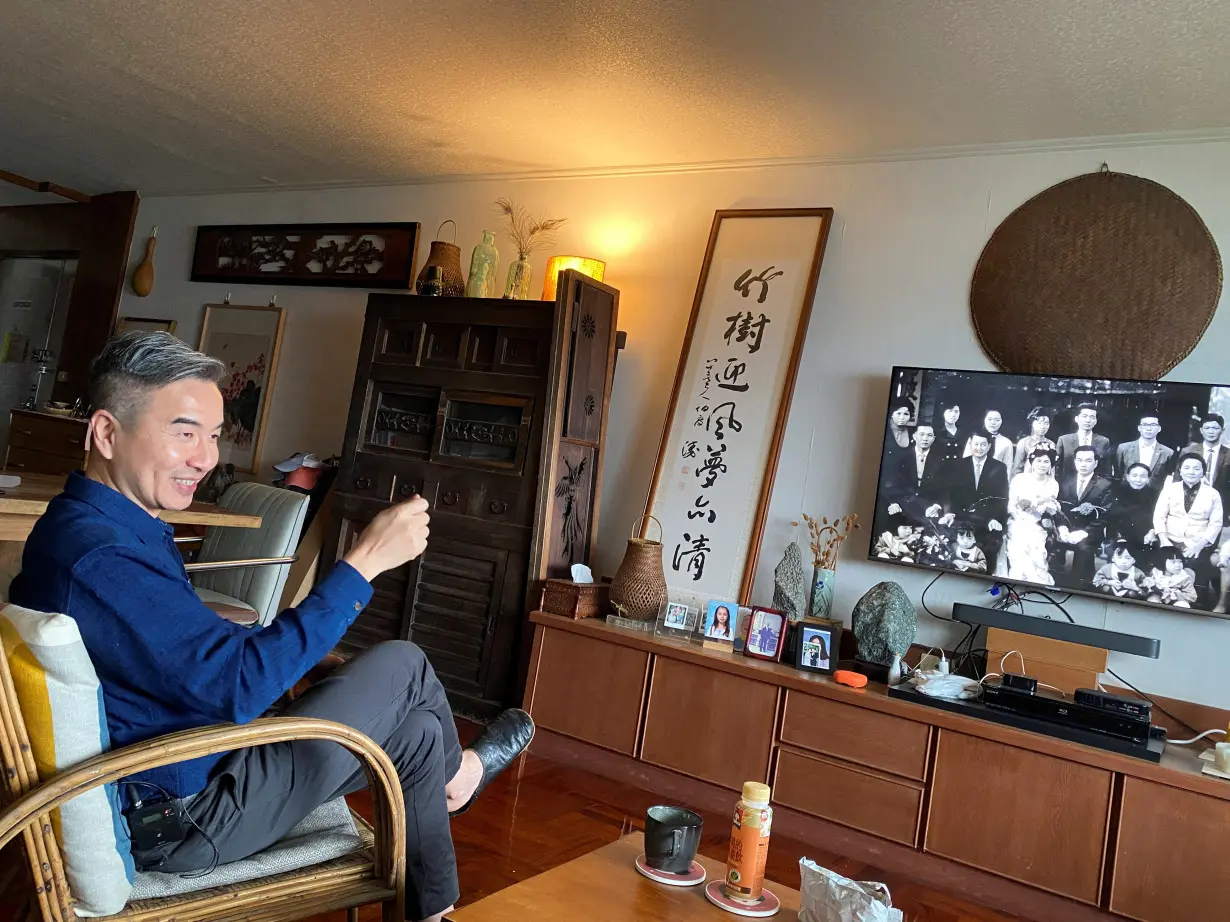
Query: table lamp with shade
542 256 606 301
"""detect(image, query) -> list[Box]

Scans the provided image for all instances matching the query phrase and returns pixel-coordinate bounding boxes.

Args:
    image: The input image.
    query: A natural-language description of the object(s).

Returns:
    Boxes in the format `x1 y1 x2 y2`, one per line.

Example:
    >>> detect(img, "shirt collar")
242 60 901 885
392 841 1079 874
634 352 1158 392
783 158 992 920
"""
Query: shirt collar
61 471 175 547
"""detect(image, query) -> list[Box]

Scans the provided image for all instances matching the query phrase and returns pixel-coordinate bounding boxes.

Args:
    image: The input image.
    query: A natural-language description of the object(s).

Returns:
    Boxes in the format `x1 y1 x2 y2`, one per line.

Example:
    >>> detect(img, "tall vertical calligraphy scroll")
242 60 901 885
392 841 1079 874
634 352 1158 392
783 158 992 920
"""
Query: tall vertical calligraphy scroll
644 209 833 604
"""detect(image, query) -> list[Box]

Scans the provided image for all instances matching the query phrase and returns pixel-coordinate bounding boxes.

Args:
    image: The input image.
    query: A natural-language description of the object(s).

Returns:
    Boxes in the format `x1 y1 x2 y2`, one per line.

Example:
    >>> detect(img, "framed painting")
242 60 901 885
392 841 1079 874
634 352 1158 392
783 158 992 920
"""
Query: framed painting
644 208 834 604
190 222 420 288
198 304 286 473
115 316 177 335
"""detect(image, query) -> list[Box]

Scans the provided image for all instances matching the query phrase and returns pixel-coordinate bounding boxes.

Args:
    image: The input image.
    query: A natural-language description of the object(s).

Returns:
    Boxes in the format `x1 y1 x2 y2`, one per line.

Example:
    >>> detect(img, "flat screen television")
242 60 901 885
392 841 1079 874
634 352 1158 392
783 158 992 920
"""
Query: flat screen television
869 366 1230 618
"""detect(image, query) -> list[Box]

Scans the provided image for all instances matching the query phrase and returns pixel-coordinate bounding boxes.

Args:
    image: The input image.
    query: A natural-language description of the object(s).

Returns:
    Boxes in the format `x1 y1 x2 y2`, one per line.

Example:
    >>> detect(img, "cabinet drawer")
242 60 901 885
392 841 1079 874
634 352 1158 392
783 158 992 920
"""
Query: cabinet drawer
528 627 649 755
774 748 922 846
641 657 777 790
781 690 931 780
8 412 87 454
5 445 84 476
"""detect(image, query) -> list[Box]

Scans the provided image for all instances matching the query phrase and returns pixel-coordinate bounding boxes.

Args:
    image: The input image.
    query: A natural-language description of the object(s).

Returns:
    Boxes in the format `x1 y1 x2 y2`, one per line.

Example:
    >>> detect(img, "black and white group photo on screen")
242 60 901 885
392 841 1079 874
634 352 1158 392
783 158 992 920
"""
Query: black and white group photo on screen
871 368 1230 616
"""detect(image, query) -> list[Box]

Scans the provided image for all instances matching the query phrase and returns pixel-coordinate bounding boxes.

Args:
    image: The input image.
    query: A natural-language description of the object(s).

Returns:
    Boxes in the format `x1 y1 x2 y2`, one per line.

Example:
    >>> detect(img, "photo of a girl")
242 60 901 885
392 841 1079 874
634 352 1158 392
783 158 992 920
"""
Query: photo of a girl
704 601 735 639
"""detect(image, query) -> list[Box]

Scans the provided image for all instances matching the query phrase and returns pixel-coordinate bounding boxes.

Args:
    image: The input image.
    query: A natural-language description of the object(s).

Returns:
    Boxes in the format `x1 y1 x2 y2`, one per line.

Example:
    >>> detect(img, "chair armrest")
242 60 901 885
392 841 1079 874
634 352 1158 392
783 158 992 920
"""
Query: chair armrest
184 555 298 573
0 717 406 898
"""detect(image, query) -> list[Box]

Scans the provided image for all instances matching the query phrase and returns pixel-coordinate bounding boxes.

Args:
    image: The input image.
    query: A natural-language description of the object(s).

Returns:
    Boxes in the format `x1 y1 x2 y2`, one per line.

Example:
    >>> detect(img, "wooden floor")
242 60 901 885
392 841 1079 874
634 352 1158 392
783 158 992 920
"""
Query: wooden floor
304 721 1027 922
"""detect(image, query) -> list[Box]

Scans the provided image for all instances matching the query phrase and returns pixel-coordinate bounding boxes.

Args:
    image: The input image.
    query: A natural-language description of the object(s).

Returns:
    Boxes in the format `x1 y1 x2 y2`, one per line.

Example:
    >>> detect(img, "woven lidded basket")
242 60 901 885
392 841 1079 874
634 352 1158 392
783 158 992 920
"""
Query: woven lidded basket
608 516 668 622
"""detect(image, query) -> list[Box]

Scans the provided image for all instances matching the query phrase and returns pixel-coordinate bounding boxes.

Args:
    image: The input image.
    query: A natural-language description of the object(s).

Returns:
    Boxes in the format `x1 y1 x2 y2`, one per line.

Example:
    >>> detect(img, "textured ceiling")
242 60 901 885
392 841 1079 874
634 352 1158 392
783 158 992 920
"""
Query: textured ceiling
2 0 1230 195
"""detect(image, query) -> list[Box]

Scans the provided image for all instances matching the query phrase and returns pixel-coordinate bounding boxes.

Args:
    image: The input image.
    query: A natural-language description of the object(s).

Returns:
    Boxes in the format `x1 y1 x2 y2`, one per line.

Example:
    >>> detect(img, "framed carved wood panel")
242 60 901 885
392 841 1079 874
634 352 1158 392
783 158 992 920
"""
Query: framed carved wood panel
191 222 420 288
563 282 616 443
544 442 597 578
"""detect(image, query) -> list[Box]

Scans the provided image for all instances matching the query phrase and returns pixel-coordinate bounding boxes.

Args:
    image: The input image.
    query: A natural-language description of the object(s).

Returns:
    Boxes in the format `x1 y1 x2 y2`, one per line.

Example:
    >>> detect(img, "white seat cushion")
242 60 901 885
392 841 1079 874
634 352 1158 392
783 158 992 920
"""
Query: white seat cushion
193 586 258 615
130 797 361 899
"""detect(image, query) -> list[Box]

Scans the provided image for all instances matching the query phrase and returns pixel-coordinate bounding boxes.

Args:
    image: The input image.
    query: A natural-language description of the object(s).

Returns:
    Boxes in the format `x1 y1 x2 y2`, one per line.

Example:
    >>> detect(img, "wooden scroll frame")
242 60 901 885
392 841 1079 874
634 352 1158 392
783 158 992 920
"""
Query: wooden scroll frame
643 208 834 605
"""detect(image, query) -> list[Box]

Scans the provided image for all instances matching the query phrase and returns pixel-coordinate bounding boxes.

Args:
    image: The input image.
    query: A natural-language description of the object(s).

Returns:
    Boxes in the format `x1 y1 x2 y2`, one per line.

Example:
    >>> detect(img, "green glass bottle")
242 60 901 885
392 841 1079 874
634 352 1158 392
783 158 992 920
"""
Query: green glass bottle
465 230 500 298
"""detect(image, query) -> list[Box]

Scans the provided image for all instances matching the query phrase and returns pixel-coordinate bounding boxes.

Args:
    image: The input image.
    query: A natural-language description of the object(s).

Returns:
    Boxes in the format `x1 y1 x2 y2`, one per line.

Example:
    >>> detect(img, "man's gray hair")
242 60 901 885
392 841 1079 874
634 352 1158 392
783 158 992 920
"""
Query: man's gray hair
89 331 226 423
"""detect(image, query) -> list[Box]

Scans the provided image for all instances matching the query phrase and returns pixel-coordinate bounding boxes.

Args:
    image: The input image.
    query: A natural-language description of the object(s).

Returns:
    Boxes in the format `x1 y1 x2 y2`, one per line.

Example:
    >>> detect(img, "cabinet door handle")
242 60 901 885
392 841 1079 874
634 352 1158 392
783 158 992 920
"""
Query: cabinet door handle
489 500 508 515
15 429 31 436
398 482 419 498
9 462 25 469
442 490 459 506
355 476 373 491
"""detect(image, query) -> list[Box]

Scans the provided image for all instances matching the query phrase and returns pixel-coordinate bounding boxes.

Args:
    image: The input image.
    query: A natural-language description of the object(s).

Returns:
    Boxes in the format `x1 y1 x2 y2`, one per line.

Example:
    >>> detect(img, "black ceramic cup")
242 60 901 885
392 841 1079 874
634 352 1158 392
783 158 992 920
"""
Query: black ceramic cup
644 804 703 873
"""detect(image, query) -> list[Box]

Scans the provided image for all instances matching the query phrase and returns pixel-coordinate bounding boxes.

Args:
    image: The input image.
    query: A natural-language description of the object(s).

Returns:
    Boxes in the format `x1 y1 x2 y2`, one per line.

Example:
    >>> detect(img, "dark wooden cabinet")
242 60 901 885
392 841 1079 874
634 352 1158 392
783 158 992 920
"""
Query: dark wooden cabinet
328 273 619 717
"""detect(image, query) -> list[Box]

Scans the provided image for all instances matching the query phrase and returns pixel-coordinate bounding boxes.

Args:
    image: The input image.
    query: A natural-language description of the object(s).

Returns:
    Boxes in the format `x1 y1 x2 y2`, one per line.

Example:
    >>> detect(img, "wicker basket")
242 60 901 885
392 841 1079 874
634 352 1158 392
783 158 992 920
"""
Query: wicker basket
415 220 465 296
608 516 668 622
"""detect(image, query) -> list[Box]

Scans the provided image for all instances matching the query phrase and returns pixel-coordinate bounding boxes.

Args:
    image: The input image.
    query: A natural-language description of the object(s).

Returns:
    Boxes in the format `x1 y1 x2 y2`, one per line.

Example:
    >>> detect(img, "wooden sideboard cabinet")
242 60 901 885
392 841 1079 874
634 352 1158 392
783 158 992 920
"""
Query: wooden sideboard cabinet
5 409 88 475
327 274 619 717
523 612 1230 922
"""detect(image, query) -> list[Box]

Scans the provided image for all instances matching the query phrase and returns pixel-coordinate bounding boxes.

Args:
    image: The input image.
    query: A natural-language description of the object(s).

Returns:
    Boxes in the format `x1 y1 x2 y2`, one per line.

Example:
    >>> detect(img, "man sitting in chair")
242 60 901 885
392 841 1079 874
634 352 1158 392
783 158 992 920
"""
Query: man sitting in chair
9 332 534 922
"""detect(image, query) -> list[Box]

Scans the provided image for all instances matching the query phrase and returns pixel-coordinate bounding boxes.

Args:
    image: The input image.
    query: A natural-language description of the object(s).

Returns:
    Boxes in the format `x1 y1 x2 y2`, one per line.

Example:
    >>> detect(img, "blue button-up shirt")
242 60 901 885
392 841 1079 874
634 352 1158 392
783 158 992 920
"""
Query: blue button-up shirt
10 472 373 798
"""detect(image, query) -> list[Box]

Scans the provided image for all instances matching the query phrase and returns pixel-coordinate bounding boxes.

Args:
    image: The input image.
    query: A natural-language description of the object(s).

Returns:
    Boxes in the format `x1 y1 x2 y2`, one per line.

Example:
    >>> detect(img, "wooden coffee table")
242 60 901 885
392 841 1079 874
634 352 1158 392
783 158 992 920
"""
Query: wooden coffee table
446 833 800 921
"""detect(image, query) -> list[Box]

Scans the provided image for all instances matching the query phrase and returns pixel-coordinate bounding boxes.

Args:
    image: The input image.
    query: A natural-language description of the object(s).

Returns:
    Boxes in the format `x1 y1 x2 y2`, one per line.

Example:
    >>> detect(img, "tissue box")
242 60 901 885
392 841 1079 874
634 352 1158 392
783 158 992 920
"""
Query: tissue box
540 579 607 620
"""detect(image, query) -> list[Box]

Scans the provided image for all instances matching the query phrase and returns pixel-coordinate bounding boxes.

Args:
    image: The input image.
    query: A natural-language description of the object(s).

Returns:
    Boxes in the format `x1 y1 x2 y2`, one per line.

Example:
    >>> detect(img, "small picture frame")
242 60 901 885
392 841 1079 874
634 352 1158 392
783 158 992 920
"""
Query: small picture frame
655 601 698 639
700 599 739 650
743 607 787 662
794 618 842 675
732 605 753 653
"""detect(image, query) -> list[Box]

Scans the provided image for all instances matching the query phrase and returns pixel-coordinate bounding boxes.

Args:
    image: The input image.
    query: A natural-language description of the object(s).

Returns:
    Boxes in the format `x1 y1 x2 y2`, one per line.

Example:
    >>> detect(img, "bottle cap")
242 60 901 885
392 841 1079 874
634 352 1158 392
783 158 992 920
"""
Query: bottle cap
741 782 770 805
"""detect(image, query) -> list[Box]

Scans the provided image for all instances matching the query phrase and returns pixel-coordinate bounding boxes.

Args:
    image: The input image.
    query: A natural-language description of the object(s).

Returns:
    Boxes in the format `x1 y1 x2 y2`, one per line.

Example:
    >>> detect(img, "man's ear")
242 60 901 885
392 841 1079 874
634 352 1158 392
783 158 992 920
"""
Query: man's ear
89 410 121 461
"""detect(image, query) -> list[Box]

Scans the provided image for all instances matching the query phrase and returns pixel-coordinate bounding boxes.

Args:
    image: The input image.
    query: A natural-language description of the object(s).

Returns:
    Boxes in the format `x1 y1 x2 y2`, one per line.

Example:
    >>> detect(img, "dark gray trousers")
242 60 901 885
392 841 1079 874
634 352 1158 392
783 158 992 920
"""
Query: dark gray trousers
143 641 463 919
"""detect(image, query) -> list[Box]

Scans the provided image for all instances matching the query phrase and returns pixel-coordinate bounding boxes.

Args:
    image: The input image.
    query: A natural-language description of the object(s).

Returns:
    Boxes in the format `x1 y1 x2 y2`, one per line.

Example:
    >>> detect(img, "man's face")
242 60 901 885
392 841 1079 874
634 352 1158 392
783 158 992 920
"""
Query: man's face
983 411 1002 434
969 436 990 459
891 406 911 427
1126 467 1150 490
1180 457 1205 486
1076 408 1097 431
914 426 935 450
943 405 960 425
1201 420 1223 444
93 379 223 513
1138 418 1160 440
1074 450 1097 476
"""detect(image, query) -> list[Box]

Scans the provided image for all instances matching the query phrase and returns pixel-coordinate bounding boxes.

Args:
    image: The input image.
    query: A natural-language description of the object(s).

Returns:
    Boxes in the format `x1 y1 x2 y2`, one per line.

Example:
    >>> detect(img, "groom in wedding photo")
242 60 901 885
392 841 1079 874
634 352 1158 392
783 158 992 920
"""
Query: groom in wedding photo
1054 445 1114 582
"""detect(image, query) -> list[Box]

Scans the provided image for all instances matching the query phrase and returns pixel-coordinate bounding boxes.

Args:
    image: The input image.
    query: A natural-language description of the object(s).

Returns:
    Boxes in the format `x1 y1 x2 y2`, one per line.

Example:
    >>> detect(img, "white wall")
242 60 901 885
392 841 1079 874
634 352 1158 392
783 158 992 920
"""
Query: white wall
120 138 1230 708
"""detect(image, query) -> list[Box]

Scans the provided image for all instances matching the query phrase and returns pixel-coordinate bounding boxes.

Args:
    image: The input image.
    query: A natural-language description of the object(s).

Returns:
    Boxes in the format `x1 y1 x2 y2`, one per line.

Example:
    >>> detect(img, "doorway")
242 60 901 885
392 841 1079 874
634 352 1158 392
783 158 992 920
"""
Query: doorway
0 256 77 456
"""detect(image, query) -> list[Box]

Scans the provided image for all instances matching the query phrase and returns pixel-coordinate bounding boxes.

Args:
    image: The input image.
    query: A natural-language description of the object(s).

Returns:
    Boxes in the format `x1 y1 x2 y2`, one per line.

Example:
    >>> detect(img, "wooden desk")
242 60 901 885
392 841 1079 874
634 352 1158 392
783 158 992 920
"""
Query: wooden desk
446 833 800 921
0 473 261 541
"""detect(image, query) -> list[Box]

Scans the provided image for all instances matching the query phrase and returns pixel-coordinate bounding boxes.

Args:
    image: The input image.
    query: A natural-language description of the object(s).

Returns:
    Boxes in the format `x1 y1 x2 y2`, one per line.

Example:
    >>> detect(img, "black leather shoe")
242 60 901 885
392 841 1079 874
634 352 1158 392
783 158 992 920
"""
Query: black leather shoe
450 708 535 817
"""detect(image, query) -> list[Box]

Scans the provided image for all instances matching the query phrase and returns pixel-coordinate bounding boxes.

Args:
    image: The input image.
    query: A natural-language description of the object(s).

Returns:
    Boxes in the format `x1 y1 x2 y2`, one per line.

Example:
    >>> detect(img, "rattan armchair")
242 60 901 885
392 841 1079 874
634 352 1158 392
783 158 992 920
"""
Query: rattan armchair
0 647 406 922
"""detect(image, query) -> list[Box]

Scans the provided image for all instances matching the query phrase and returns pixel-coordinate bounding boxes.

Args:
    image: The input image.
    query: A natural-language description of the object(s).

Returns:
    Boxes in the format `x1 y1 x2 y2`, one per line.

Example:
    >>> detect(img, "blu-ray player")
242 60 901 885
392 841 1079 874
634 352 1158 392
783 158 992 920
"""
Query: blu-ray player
981 682 1151 743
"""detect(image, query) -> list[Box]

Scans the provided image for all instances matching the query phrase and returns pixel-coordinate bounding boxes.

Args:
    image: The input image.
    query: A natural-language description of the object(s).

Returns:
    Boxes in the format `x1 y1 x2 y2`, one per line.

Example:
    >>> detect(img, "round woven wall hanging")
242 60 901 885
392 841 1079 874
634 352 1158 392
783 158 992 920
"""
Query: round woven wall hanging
971 169 1222 379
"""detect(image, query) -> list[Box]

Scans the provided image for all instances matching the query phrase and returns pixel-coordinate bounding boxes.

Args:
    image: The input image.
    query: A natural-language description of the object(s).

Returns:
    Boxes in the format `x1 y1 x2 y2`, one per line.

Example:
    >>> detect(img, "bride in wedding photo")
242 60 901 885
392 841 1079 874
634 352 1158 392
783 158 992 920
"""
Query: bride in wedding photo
1005 442 1061 584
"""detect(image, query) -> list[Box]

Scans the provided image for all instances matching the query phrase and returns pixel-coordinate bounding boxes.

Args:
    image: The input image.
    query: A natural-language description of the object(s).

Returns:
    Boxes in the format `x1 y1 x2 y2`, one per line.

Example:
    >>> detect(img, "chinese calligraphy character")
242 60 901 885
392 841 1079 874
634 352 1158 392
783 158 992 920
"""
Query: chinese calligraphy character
718 358 749 393
734 266 784 304
681 440 698 459
707 402 743 442
672 532 711 582
723 312 771 354
687 495 716 524
696 443 728 488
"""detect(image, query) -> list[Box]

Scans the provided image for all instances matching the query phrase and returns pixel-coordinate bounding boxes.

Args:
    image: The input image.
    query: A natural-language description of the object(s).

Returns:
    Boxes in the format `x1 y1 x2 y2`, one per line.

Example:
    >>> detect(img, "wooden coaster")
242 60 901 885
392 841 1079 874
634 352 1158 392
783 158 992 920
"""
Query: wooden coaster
704 880 781 917
634 854 706 887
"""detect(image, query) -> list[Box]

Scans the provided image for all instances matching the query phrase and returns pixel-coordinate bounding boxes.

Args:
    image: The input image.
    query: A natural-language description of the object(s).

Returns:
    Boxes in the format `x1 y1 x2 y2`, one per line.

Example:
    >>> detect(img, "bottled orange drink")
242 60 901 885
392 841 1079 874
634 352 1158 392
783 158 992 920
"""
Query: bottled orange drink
723 781 772 902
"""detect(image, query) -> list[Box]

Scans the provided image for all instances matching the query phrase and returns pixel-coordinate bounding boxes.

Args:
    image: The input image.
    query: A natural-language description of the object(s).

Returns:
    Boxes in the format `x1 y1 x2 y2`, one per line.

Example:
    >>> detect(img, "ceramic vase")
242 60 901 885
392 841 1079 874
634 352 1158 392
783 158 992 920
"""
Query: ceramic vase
809 568 836 621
